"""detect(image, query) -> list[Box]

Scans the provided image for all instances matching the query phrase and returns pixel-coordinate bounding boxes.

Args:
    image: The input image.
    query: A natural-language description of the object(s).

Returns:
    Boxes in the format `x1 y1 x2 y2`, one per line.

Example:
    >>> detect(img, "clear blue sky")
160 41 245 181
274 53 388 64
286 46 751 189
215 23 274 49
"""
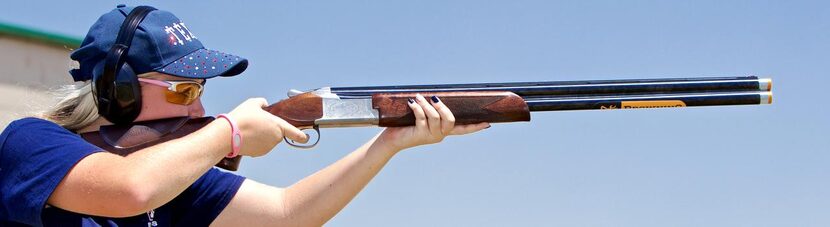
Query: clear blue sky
2 1 828 226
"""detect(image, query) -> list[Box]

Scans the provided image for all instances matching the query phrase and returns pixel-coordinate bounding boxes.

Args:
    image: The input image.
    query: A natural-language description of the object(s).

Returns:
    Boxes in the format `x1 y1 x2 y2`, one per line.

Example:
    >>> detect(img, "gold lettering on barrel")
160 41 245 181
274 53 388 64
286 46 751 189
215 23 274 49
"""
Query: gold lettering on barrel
620 100 686 109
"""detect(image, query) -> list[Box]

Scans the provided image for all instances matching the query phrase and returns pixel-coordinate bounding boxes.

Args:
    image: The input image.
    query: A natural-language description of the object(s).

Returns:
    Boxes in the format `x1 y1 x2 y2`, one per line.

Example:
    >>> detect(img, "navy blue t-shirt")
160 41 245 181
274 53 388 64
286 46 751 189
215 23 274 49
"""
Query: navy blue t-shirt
0 117 245 226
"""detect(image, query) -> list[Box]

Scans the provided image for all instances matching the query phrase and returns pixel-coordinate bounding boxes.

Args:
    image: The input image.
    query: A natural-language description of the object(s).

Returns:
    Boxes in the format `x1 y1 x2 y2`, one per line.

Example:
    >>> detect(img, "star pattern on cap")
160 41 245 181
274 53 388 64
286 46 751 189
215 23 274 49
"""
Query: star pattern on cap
159 49 242 77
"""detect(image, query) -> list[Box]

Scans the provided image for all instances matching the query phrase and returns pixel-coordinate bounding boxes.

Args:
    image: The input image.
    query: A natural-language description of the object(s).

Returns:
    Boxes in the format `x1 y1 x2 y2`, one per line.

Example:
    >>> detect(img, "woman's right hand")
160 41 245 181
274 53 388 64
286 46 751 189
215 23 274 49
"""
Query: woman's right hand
226 98 308 157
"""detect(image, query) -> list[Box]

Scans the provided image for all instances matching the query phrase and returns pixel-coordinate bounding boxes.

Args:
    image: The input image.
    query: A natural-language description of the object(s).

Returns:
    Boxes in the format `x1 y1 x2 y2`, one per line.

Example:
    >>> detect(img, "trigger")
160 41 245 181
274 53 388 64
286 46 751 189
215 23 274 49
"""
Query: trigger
284 125 320 149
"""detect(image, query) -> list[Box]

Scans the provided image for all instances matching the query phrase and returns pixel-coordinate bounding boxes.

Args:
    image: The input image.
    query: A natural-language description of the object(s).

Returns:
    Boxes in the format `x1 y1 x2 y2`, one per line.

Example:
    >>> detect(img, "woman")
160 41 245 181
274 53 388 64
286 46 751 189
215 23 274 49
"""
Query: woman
0 5 489 226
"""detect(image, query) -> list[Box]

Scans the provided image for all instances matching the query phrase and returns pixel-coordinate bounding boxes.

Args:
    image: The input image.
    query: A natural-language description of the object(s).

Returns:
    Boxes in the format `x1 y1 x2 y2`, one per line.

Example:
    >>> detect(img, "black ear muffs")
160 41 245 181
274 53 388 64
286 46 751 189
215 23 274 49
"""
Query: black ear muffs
92 59 142 125
92 6 156 125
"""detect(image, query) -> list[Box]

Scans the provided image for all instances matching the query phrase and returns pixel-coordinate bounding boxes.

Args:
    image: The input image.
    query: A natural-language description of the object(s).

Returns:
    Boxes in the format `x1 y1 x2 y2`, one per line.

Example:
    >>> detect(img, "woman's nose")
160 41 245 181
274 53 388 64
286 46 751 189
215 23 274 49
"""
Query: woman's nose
188 99 205 117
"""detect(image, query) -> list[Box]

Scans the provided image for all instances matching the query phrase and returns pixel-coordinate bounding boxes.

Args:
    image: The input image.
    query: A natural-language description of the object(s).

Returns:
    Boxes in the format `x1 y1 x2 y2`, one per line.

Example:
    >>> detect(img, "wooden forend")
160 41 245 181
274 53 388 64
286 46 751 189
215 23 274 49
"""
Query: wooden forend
372 91 531 127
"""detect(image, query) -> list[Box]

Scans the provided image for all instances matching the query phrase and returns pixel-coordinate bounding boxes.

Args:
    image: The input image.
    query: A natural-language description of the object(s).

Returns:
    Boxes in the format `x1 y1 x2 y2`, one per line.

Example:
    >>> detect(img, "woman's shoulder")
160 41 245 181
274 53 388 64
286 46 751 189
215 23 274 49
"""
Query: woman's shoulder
7 117 57 126
10 116 56 124
2 117 63 134
1 117 71 145
1 116 99 163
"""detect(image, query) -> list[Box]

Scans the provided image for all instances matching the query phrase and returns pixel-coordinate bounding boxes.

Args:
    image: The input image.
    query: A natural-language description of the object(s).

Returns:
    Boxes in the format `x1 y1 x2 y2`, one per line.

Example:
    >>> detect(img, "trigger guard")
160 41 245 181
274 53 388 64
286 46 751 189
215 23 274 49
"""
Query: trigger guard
285 125 320 149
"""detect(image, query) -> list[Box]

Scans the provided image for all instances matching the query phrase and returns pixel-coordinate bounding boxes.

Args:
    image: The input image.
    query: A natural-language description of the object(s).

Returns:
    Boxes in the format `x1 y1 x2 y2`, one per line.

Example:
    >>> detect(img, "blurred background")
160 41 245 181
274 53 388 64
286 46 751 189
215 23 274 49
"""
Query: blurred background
1 1 827 226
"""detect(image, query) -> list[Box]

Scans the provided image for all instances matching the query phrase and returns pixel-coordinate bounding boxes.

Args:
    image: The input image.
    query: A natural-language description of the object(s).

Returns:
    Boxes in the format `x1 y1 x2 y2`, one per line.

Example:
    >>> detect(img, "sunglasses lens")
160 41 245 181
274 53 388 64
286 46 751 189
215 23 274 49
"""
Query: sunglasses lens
164 83 203 105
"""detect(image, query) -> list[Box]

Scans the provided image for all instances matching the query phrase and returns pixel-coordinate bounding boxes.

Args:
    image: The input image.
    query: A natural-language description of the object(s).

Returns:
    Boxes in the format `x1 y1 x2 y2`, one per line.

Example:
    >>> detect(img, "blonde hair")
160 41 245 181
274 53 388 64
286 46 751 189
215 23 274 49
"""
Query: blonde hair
39 81 101 131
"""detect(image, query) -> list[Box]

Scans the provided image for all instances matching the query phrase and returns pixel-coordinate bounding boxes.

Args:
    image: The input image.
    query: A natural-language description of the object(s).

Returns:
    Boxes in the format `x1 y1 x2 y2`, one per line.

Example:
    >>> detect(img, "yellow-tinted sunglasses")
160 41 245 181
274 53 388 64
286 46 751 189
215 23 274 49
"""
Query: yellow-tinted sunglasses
138 78 205 105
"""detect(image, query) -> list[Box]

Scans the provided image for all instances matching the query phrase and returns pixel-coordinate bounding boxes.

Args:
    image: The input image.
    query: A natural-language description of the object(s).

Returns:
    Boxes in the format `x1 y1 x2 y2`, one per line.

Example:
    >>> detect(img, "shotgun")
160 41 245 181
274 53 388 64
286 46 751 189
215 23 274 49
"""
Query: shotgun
80 76 773 171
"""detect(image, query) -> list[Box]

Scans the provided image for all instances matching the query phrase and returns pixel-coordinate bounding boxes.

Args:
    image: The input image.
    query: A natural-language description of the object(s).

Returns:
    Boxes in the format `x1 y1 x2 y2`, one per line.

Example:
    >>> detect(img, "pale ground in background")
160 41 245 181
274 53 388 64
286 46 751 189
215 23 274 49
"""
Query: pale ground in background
0 36 75 128
0 83 56 127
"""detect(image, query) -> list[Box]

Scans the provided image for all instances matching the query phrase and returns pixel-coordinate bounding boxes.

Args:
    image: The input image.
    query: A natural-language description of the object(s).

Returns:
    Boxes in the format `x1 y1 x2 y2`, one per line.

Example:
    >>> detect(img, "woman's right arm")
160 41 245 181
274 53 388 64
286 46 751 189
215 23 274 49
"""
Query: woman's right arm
46 98 307 218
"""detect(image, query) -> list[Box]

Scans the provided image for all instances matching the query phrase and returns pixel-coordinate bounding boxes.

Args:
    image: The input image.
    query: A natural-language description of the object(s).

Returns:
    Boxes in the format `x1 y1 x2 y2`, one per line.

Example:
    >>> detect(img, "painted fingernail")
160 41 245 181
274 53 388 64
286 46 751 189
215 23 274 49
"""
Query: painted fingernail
408 98 415 104
485 125 492 129
431 96 440 103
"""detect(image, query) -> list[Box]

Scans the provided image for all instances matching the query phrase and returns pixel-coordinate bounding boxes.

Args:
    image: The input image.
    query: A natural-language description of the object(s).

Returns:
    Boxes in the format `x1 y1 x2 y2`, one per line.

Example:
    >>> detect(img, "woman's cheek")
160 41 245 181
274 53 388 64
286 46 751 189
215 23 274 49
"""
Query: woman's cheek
135 87 192 121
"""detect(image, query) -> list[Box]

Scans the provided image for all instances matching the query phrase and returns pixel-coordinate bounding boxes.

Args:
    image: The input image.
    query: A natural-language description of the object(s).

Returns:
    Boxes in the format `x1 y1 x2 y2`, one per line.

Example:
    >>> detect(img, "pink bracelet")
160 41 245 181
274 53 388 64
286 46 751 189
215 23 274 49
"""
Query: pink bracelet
216 114 242 158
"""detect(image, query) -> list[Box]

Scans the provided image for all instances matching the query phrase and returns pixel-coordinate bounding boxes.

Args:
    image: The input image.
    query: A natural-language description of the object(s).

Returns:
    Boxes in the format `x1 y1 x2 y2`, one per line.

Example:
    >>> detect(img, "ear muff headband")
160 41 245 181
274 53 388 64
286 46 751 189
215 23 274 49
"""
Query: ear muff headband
94 6 157 124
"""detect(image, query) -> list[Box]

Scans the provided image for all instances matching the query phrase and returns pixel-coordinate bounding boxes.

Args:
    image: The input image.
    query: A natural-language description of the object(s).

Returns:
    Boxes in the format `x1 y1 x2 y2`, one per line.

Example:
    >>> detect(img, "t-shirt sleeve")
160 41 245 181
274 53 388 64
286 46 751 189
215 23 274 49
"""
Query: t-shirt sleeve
170 167 245 226
0 118 103 226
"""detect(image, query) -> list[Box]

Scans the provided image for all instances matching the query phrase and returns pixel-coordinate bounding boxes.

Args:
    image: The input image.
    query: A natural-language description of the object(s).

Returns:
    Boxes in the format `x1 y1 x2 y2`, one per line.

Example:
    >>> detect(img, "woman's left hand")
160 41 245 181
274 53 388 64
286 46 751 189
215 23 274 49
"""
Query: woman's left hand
377 94 490 152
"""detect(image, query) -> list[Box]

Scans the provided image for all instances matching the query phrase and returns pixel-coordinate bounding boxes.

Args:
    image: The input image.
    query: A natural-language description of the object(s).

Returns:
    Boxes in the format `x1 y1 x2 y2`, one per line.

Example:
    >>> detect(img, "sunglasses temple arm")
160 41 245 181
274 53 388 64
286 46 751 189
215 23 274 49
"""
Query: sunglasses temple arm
137 78 171 87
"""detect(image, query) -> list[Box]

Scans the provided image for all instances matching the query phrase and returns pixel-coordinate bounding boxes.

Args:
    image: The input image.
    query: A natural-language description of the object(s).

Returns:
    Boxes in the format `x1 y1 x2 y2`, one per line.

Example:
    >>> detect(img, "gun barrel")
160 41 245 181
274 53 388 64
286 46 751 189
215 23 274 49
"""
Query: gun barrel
331 76 771 98
525 91 772 111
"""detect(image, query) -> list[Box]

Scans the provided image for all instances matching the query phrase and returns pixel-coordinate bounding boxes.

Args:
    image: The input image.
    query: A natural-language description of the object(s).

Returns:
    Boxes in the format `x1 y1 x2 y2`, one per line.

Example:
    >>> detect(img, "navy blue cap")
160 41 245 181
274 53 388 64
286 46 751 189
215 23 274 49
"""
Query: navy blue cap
69 5 248 82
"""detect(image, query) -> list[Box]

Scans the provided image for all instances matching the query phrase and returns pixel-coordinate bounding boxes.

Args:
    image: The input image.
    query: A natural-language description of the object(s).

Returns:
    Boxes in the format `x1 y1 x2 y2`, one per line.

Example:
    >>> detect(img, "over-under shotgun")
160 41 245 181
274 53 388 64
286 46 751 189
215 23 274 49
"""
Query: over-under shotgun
81 76 773 171
268 76 772 138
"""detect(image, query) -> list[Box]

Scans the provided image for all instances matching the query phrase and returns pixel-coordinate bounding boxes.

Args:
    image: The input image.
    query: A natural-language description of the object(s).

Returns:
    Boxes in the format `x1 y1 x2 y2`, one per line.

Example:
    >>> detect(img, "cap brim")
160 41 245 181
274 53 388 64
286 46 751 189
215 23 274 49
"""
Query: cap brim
155 48 248 79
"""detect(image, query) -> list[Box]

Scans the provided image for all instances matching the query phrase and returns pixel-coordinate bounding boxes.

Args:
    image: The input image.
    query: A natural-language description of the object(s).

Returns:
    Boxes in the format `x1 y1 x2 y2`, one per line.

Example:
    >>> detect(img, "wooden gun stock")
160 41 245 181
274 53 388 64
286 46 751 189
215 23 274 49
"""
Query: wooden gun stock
80 117 242 171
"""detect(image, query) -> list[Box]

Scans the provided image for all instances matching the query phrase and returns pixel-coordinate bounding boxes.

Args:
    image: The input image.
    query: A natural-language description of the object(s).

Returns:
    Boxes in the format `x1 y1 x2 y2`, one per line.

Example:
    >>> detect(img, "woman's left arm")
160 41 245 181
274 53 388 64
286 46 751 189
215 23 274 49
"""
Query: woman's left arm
211 94 489 227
